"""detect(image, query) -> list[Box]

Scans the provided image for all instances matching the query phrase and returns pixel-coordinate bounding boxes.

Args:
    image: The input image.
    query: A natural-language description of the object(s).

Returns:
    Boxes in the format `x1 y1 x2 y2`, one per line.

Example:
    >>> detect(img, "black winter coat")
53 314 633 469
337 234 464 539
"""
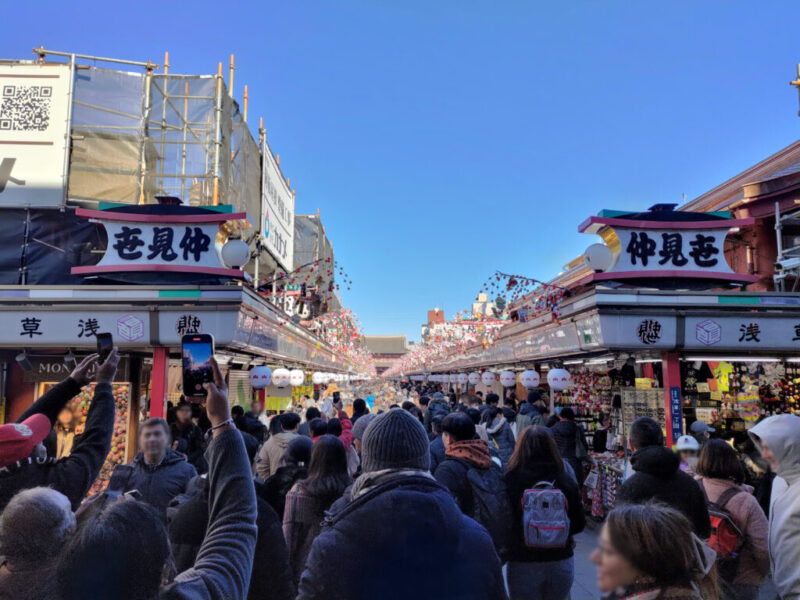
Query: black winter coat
167 476 295 600
617 445 711 538
296 475 506 600
261 464 308 518
504 462 585 563
171 421 207 474
116 449 197 519
0 379 115 512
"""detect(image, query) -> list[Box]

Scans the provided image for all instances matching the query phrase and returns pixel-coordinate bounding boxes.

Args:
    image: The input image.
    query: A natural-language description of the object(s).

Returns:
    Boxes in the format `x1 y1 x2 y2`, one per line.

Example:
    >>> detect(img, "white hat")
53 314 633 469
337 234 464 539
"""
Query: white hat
675 435 700 452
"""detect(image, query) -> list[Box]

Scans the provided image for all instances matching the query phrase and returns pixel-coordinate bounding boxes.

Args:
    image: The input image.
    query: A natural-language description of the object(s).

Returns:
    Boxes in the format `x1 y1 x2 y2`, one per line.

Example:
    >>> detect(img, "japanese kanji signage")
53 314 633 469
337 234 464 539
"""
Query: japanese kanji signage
261 140 295 271
578 212 759 285
71 206 248 279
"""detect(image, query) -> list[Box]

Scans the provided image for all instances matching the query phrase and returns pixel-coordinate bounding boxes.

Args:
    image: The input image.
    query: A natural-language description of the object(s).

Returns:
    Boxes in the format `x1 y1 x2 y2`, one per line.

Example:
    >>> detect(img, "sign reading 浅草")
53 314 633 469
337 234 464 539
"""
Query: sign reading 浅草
261 140 295 271
0 63 73 208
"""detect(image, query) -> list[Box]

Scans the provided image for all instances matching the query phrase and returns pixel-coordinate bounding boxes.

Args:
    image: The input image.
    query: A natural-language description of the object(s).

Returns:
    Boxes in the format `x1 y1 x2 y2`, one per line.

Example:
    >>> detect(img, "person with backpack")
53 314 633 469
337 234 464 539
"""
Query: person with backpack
433 412 511 557
504 426 585 600
516 391 546 436
695 439 769 600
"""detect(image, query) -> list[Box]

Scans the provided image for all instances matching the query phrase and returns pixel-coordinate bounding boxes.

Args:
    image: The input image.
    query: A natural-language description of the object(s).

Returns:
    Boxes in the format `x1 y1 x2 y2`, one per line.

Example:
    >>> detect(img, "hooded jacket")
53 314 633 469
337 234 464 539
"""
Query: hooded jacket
256 432 298 480
750 414 800 599
296 474 505 600
515 403 543 436
0 379 114 512
616 446 710 539
423 397 450 433
117 449 197 519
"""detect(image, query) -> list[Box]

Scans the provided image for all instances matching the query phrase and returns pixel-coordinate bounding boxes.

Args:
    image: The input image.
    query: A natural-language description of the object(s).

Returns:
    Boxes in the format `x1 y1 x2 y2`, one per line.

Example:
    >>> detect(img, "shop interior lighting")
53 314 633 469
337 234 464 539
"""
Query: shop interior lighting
683 356 782 362
635 359 659 363
562 359 584 365
15 351 32 372
586 355 615 365
786 358 800 363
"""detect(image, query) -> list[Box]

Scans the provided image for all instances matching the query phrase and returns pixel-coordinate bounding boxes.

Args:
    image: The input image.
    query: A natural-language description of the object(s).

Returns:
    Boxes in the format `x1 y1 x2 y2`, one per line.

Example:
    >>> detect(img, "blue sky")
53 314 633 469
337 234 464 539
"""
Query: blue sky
5 2 800 341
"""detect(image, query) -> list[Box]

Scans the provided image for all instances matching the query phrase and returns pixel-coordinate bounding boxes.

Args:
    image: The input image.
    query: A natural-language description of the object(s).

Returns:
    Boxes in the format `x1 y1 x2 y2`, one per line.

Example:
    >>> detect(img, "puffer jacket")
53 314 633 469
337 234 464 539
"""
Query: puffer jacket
750 414 800 600
116 449 197 519
486 417 515 469
296 475 505 600
423 398 450 434
695 477 769 586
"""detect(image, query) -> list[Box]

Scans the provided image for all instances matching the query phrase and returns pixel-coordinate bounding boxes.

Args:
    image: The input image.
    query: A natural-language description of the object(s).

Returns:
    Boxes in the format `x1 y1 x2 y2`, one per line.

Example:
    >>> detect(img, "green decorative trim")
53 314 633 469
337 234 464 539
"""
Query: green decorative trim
158 290 203 298
718 296 760 304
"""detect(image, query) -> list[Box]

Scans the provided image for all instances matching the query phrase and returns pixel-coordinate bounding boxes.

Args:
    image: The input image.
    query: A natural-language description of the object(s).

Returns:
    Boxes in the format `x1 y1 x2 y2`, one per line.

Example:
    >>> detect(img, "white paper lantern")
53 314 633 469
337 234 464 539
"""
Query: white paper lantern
220 239 251 268
248 365 272 389
499 370 516 387
547 368 571 391
520 369 540 389
272 367 291 388
481 371 496 386
289 369 305 387
447 374 457 383
468 372 481 385
457 373 469 385
311 372 325 385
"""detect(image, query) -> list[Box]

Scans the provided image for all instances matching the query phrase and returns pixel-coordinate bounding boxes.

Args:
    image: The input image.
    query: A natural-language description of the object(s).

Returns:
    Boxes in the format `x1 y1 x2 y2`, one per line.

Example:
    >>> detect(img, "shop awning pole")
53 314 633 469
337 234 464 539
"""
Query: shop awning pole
661 351 682 446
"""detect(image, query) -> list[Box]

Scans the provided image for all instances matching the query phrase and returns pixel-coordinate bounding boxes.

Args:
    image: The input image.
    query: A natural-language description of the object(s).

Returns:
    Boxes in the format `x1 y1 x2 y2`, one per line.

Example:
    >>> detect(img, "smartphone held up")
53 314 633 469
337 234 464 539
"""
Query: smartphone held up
182 334 215 399
96 332 113 363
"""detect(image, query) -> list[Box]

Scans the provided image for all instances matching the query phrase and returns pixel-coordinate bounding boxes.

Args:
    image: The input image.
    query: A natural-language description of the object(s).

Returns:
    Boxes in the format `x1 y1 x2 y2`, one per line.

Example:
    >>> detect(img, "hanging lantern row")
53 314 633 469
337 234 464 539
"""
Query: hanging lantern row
416 369 570 391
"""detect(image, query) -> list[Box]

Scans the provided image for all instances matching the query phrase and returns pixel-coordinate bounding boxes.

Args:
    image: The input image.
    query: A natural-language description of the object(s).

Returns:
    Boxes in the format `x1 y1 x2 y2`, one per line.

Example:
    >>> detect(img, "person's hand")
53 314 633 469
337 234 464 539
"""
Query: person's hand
203 357 230 434
96 348 120 384
70 353 99 387
171 440 179 451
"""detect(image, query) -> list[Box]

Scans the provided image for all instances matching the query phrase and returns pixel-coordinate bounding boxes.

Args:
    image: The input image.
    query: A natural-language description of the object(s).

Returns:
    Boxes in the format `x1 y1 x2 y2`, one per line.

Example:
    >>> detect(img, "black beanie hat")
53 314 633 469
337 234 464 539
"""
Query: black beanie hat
361 408 430 473
526 390 541 404
284 436 313 467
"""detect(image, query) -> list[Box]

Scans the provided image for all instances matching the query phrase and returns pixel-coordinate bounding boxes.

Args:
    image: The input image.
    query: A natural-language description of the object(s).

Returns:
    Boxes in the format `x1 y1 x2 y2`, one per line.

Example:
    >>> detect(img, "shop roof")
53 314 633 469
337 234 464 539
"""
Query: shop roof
364 335 408 356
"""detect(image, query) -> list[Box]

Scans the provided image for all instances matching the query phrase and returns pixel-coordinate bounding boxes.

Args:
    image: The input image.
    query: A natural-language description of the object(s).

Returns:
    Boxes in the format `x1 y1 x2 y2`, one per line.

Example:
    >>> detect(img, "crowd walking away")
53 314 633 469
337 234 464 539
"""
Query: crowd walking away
1 372 799 600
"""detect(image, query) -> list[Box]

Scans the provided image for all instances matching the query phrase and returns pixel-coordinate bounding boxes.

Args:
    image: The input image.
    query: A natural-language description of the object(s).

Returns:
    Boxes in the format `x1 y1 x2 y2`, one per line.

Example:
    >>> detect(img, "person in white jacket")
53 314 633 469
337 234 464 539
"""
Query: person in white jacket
749 414 800 600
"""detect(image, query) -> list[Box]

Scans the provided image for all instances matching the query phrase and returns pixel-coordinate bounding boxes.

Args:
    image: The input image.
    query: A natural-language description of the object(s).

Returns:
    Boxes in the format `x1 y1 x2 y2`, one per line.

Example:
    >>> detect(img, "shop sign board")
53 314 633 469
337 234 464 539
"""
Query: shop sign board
0 311 150 347
579 213 759 284
684 316 800 350
22 356 129 383
0 63 73 208
597 315 678 349
669 386 682 443
261 140 295 271
71 207 248 279
157 311 239 346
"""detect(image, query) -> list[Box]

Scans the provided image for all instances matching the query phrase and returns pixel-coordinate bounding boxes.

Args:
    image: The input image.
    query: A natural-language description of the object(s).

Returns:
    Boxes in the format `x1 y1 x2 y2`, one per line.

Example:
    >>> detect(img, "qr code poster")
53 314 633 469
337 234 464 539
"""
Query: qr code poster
0 63 71 208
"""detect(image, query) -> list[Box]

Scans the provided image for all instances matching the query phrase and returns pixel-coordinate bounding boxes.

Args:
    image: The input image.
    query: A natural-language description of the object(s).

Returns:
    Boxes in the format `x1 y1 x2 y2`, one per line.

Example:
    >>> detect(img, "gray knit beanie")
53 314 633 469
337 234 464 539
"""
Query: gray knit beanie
361 408 430 473
352 413 377 441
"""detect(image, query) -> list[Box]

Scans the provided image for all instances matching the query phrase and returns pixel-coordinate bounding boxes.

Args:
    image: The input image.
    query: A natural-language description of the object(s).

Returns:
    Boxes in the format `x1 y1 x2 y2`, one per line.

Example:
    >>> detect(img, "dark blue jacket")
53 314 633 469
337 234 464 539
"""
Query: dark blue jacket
429 435 446 473
297 475 506 600
118 449 196 519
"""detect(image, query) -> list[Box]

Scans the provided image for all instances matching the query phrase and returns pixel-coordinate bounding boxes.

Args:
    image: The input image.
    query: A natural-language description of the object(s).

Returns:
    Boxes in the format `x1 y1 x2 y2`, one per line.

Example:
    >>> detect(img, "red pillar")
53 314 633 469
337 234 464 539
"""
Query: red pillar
150 346 169 418
661 351 682 446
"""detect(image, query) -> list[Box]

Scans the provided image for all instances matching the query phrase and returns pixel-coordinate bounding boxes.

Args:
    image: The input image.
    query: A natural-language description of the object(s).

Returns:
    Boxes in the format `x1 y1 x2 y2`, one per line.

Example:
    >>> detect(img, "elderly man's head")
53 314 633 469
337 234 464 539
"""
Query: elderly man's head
0 487 76 567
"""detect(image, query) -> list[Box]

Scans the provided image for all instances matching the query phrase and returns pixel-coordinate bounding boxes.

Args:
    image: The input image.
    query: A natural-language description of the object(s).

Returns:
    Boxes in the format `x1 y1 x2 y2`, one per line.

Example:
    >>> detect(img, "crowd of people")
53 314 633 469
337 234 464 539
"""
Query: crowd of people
0 357 799 600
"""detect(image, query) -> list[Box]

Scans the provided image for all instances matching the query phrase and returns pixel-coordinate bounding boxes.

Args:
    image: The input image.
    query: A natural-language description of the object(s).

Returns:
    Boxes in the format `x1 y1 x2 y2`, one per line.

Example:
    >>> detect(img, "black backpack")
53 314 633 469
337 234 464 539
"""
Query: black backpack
465 463 512 557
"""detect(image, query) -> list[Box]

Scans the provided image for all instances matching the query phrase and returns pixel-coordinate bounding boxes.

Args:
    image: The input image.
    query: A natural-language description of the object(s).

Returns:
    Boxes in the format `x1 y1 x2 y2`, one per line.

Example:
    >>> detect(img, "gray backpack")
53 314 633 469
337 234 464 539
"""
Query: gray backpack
522 481 570 548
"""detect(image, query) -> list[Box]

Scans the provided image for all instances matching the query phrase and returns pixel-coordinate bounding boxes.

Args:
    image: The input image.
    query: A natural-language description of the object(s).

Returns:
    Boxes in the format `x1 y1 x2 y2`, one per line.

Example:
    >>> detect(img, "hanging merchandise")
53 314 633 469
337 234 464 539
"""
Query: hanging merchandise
520 369 540 388
272 368 291 388
482 371 496 386
248 366 272 389
289 369 305 387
